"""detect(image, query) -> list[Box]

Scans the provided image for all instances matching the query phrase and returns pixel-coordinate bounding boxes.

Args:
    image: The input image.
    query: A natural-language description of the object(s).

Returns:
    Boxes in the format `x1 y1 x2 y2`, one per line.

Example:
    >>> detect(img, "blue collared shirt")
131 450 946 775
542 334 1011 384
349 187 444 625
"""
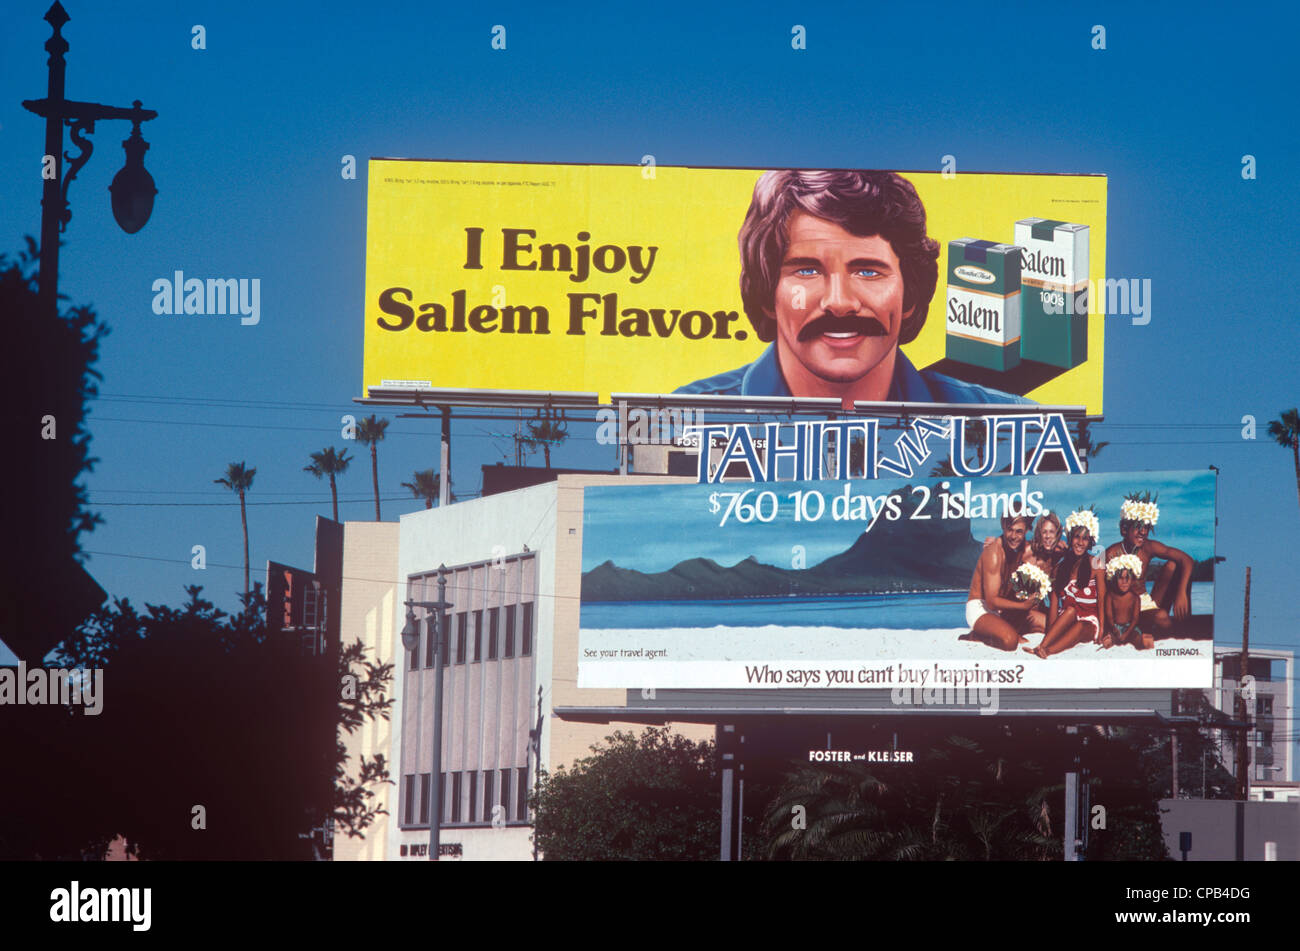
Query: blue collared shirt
674 344 1032 404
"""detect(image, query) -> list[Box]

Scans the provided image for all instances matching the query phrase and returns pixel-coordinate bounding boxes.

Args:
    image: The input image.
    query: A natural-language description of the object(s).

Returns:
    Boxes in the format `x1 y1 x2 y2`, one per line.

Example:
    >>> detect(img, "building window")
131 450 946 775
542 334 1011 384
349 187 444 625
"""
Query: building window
482 770 494 823
456 612 468 664
1257 696 1273 716
472 609 483 662
451 772 462 823
468 772 478 823
1257 730 1272 748
441 621 451 668
407 632 420 671
439 772 447 822
521 602 534 656
403 774 415 826
504 604 516 658
419 773 430 825
488 607 500 660
499 768 512 822
425 617 436 668
516 766 528 821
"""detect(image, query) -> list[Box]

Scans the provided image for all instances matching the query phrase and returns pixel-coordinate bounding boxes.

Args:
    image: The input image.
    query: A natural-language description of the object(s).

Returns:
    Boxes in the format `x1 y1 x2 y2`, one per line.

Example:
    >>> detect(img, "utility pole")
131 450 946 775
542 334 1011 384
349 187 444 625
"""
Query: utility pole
1235 567 1252 800
1063 725 1081 861
439 408 451 507
528 687 544 862
1170 723 1178 798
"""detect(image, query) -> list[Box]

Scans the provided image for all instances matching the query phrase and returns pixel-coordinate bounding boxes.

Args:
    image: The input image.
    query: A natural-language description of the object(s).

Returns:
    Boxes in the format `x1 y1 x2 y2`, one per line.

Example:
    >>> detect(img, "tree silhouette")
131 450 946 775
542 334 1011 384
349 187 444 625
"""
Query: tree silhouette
1267 408 1300 515
305 446 352 521
401 469 451 509
1 239 108 662
356 415 390 521
3 584 393 860
763 731 1059 861
525 417 568 468
1076 419 1109 466
214 461 256 601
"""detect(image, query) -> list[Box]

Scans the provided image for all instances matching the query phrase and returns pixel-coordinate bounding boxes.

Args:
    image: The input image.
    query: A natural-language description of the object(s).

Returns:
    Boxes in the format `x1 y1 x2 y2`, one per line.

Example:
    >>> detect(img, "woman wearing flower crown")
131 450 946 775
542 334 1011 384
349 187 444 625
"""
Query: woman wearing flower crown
1102 492 1195 637
1027 508 1106 658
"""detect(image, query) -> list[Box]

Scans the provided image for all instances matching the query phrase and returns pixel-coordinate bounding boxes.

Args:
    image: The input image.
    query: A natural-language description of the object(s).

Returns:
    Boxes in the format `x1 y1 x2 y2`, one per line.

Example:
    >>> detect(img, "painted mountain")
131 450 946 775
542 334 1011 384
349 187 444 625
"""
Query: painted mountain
583 493 983 602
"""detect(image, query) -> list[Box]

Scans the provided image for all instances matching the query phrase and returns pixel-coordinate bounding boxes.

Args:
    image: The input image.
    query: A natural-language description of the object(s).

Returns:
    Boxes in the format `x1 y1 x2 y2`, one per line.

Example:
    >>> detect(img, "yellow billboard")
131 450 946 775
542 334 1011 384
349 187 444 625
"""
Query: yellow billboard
363 160 1105 412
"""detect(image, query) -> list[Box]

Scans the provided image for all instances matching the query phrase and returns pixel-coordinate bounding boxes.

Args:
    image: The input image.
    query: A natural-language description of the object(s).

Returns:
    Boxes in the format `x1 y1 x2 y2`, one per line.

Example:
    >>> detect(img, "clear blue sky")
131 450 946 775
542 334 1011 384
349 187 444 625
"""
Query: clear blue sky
2 1 1297 710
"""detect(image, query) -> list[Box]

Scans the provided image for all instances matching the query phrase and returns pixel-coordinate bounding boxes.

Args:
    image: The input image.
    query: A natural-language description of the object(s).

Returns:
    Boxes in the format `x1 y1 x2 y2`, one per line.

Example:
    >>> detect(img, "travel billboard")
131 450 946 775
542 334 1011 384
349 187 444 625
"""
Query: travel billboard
363 160 1106 411
577 470 1214 690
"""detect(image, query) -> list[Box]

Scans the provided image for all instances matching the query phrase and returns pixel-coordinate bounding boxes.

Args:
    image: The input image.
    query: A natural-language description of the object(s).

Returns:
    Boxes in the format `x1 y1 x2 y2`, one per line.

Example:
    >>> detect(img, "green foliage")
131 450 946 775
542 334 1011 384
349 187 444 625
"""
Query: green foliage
305 446 353 476
401 468 451 509
1266 408 1300 450
305 446 352 520
356 415 390 519
530 727 719 860
3 585 392 860
525 417 568 467
759 723 1191 862
214 460 256 493
763 732 1060 861
1 240 109 660
355 415 390 447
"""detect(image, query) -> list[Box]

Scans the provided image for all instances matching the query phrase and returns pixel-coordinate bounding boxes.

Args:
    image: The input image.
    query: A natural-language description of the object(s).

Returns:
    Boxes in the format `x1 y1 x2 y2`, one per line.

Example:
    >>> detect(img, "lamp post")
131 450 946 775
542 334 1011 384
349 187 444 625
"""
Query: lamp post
22 2 158 320
401 565 451 860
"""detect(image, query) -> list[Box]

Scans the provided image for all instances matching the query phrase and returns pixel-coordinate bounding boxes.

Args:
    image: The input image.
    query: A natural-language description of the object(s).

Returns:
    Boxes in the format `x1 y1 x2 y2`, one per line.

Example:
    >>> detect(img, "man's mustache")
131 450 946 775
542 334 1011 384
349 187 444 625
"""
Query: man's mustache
797 313 889 342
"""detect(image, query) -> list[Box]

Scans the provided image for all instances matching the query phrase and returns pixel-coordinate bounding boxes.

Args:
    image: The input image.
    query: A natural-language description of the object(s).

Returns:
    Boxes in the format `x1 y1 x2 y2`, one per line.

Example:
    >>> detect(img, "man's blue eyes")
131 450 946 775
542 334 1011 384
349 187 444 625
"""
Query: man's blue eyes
794 267 880 276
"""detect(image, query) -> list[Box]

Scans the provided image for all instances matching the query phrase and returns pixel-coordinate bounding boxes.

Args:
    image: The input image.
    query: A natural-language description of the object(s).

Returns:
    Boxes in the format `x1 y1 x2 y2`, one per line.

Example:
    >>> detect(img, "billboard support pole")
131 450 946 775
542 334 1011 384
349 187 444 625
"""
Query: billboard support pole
618 399 628 476
1063 725 1080 861
1235 567 1252 800
439 408 451 507
718 723 739 861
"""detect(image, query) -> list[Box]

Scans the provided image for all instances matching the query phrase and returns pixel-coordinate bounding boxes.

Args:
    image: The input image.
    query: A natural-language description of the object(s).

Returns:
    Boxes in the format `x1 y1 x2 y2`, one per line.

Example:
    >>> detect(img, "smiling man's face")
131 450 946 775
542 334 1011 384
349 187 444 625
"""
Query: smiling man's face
768 211 913 398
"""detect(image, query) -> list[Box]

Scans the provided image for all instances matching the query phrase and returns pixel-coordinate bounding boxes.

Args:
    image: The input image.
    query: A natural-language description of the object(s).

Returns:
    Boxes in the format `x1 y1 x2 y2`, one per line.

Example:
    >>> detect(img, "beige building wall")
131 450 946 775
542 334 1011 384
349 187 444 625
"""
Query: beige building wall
382 476 715 860
333 520 400 862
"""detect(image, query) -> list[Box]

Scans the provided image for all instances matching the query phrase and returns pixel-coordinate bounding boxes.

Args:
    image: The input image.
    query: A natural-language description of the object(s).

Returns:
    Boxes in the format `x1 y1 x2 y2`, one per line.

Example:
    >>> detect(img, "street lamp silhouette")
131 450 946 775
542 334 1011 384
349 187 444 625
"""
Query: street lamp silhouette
21 2 158 318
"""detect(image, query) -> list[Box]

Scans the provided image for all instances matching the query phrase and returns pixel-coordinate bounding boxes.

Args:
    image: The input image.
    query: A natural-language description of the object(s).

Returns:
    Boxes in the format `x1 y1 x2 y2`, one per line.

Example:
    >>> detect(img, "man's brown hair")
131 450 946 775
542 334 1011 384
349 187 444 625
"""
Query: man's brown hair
738 169 941 343
1001 513 1034 533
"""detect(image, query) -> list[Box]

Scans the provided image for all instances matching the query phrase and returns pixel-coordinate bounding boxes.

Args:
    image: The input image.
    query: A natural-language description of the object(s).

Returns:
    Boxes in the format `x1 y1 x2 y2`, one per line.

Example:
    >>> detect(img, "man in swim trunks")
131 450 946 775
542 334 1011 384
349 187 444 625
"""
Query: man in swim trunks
962 513 1034 651
1103 493 1194 635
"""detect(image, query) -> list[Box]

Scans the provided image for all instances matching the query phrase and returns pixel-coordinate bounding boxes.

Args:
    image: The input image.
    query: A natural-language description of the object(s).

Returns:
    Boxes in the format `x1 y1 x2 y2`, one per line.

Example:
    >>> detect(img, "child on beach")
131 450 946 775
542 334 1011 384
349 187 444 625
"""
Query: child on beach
1102 554 1151 650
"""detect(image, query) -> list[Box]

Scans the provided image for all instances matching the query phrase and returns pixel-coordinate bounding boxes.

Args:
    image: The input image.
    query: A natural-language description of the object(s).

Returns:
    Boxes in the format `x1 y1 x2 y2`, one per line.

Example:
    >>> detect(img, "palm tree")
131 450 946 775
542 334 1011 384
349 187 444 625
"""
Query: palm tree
400 469 451 509
304 446 352 522
214 461 256 601
525 417 568 468
356 415 390 521
1267 408 1300 514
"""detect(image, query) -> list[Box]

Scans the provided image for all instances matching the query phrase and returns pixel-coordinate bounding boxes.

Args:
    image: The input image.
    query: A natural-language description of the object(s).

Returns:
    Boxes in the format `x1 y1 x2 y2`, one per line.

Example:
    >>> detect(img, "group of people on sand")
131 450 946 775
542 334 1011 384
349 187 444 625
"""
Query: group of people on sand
961 493 1196 656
